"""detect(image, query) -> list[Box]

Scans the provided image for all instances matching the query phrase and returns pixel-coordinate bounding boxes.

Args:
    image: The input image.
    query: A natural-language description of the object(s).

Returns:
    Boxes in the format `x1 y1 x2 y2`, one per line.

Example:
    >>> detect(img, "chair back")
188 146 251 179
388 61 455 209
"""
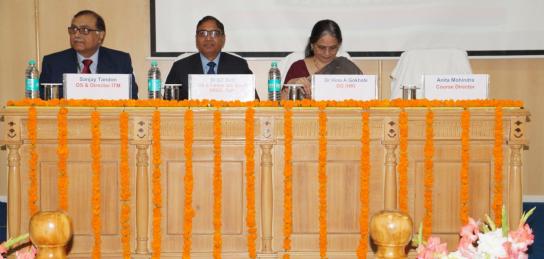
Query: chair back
390 49 472 99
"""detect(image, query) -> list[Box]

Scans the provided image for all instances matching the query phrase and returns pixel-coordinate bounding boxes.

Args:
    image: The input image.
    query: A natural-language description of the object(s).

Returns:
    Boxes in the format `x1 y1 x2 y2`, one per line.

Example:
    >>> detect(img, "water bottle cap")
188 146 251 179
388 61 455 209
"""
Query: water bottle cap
271 61 278 68
29 59 36 65
151 60 158 66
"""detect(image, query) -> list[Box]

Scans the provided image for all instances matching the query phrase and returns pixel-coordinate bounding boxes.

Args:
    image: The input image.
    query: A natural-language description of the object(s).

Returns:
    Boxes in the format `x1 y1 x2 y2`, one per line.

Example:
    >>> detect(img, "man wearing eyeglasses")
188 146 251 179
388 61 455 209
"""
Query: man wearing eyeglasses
39 10 138 99
165 16 259 100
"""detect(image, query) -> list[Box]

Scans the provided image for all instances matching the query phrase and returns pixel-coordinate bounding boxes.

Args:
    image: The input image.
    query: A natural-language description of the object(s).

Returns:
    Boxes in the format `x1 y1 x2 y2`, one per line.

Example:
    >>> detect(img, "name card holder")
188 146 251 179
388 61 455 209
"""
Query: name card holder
423 74 489 100
63 73 132 100
189 74 255 101
312 75 377 101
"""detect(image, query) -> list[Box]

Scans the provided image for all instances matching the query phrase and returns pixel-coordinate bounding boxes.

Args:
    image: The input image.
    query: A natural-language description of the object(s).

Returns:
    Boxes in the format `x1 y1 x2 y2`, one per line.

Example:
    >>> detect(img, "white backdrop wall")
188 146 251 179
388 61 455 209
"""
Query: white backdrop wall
152 0 544 56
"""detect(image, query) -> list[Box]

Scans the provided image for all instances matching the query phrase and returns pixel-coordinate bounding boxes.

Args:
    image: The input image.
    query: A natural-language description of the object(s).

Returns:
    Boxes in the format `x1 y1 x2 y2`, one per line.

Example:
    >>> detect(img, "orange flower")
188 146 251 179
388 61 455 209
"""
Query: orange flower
151 110 162 259
493 106 504 225
91 111 101 259
318 108 328 259
182 109 194 259
245 107 257 259
357 111 371 259
6 99 524 109
57 107 69 211
398 110 409 213
460 109 471 224
27 106 39 215
423 109 434 239
213 109 223 259
119 111 131 259
283 107 293 259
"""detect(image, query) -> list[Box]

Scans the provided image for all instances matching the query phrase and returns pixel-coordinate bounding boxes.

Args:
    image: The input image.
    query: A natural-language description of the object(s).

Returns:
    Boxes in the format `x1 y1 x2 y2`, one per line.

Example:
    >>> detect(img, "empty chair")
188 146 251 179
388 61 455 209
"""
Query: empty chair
390 49 472 99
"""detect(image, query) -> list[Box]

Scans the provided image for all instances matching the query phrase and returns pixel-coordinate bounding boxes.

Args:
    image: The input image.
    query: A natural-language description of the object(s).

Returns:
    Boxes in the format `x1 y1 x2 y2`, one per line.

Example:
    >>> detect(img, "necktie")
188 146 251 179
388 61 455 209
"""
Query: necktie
207 61 216 74
81 59 93 74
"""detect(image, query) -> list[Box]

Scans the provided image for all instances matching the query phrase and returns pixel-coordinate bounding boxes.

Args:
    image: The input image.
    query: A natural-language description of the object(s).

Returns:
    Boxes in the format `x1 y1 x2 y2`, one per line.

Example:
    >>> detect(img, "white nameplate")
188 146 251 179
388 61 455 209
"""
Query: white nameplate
423 74 489 100
63 74 132 99
311 75 377 101
189 74 255 101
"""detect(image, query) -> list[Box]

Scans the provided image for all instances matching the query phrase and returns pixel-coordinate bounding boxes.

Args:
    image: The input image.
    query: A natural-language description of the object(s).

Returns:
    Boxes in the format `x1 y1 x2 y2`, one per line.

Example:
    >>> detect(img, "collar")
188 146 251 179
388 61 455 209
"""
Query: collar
200 52 221 74
76 48 100 73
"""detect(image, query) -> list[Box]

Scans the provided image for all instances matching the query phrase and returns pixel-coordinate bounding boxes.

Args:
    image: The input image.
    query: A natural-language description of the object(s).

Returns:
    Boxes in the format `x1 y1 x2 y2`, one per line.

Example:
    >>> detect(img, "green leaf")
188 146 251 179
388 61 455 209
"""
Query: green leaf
502 205 509 237
482 224 490 233
412 223 424 246
3 233 29 249
485 214 496 231
520 207 536 227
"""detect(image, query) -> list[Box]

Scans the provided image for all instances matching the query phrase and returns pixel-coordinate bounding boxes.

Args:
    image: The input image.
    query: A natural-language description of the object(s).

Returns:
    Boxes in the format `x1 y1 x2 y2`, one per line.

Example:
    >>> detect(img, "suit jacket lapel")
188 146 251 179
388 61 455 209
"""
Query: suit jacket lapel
66 49 79 74
217 52 226 73
96 47 114 73
192 53 205 74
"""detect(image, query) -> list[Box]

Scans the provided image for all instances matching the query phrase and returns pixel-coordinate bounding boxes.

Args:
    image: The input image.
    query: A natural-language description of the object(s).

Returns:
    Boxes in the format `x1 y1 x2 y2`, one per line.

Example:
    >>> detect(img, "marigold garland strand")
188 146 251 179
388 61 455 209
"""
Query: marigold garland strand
493 106 504 225
7 99 524 109
119 111 131 259
27 106 39 215
318 107 328 259
57 107 69 211
151 110 162 259
356 111 371 259
91 111 102 259
460 109 471 224
423 109 434 239
398 110 409 213
213 108 223 259
182 109 194 259
283 105 293 259
244 107 257 259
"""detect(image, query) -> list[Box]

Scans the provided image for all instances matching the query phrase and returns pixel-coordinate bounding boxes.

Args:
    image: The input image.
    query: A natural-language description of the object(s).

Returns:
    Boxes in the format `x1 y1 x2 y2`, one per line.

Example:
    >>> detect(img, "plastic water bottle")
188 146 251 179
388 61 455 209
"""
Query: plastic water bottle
268 61 281 101
25 59 40 99
148 60 161 99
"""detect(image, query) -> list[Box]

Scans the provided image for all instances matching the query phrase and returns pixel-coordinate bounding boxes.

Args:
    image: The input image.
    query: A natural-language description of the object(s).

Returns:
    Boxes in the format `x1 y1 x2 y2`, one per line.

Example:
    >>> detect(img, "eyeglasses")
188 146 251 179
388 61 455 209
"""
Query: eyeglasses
196 30 223 38
67 26 102 35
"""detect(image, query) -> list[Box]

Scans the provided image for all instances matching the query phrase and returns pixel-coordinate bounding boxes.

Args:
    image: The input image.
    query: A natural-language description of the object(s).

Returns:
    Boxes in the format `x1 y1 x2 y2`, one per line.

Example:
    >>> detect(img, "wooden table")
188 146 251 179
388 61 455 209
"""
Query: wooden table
1 106 529 258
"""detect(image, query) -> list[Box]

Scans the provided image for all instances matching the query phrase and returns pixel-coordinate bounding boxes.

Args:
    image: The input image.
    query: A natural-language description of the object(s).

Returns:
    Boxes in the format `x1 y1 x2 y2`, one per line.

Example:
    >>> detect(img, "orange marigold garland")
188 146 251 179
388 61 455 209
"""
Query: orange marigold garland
493 106 504 225
245 107 257 259
460 109 471 224
151 110 162 259
27 106 39 215
91 111 102 259
423 109 434 239
182 109 195 259
57 107 69 211
356 111 371 259
213 108 223 259
7 99 524 109
119 111 131 259
283 105 293 259
318 107 328 259
398 109 409 213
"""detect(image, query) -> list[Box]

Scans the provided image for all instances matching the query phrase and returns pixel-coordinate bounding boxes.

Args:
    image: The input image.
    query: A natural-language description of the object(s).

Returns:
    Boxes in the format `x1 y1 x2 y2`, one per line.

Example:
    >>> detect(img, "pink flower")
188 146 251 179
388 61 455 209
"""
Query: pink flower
416 236 448 259
459 217 480 242
0 243 8 254
507 224 534 257
14 245 37 259
457 237 477 258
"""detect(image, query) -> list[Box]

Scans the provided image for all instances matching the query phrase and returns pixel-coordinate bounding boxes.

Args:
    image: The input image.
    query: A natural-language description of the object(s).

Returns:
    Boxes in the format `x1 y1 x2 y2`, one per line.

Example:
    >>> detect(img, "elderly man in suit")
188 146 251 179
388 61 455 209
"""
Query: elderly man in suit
39 10 138 99
165 16 259 100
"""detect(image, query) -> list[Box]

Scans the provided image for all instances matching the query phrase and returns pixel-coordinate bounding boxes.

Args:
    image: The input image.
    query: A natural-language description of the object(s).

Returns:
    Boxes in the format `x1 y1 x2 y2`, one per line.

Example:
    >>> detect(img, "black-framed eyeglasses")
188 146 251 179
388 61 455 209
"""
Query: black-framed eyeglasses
67 26 102 35
196 30 223 38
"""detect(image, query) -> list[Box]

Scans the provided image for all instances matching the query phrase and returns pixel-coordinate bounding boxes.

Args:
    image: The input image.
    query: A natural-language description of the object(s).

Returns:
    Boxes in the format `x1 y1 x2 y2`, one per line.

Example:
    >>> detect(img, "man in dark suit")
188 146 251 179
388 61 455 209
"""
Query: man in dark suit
165 16 259 100
39 10 138 99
